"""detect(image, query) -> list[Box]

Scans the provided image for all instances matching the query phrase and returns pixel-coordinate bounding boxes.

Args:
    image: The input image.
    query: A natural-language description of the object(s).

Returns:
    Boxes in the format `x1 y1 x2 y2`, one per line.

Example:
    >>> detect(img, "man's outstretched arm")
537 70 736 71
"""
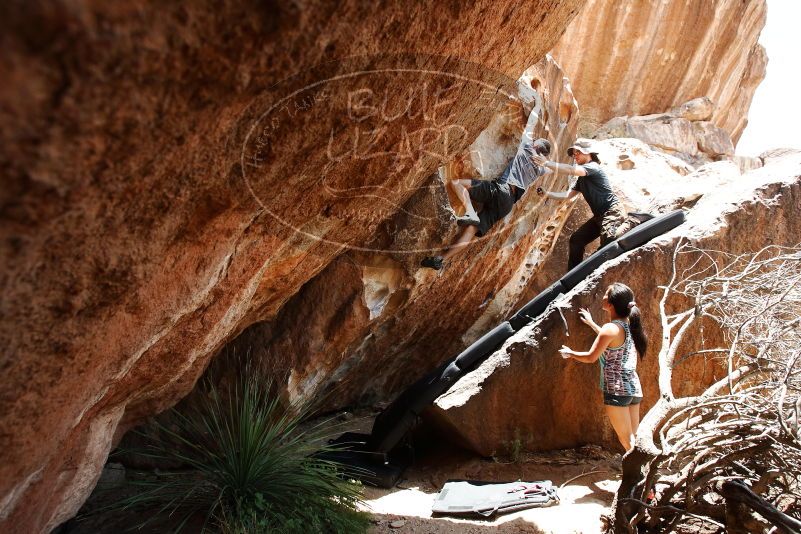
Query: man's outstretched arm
532 154 587 177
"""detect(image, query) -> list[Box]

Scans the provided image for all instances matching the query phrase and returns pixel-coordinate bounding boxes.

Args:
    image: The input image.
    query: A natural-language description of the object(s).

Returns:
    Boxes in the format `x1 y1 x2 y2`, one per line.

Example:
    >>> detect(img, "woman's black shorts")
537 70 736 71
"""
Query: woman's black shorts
603 393 643 407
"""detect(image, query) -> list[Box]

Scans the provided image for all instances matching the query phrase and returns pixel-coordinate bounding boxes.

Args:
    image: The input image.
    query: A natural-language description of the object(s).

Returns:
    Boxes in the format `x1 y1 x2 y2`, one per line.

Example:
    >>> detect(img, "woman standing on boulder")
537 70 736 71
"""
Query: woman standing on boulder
558 283 647 451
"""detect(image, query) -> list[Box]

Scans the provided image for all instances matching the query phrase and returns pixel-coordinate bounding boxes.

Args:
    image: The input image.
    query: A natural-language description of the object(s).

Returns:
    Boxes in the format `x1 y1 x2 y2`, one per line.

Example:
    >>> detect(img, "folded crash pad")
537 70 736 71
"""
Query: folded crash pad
432 480 559 517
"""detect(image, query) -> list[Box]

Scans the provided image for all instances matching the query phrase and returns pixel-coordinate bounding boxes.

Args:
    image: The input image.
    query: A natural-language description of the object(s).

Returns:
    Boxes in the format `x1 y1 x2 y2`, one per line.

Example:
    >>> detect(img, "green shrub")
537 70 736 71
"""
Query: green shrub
113 367 370 533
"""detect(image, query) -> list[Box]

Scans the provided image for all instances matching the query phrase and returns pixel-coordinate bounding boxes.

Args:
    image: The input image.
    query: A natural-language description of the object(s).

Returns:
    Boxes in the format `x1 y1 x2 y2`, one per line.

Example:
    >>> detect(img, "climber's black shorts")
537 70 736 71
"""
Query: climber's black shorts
603 393 643 407
470 179 514 237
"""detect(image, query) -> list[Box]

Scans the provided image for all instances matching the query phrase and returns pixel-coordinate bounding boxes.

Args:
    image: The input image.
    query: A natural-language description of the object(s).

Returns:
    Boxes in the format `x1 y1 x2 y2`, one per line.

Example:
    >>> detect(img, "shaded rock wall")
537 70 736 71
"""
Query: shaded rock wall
551 0 767 142
221 55 581 410
0 2 584 531
429 149 801 456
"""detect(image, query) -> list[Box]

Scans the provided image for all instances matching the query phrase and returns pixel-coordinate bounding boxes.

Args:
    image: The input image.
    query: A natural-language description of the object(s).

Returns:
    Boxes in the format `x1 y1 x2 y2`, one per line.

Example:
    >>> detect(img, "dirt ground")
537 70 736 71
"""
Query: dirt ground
362 444 622 534
63 411 622 533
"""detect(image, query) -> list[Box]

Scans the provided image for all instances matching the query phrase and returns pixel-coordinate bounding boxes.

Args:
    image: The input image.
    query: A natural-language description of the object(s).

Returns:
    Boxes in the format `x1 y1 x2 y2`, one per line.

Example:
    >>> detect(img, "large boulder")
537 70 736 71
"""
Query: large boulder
428 146 801 456
670 96 714 122
592 100 738 167
693 121 735 159
0 2 584 531
219 54 581 410
551 0 767 142
621 114 698 156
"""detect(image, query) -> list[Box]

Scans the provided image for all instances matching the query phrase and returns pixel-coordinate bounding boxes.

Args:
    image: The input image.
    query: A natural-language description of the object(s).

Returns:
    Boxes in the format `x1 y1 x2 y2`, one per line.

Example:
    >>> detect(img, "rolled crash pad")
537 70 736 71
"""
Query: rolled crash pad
453 321 515 371
316 433 407 488
368 409 418 454
408 361 462 412
508 281 565 331
432 480 559 517
369 359 459 452
368 366 438 452
616 209 685 251
559 241 623 291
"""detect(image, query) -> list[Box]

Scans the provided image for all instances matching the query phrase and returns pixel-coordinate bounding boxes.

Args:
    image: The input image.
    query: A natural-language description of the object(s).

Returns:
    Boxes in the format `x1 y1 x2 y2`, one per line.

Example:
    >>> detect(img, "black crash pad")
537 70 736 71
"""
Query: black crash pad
616 209 685 251
368 369 433 453
560 241 623 291
508 281 565 331
369 319 514 454
369 360 457 452
453 321 515 370
316 432 408 488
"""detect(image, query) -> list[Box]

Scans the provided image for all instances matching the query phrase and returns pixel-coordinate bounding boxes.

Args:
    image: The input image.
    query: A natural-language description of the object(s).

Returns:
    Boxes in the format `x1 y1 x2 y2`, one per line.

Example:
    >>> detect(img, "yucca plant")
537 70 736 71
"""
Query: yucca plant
110 367 370 533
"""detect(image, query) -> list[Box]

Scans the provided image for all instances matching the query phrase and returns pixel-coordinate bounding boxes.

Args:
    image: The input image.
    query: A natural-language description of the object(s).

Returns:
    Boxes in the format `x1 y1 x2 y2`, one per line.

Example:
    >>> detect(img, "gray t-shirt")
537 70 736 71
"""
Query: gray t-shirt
571 162 618 217
496 137 546 194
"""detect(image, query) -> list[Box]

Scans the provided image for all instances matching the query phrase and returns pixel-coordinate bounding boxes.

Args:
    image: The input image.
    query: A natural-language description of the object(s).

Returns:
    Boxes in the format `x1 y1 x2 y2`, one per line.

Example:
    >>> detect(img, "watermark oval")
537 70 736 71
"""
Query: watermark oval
239 53 523 254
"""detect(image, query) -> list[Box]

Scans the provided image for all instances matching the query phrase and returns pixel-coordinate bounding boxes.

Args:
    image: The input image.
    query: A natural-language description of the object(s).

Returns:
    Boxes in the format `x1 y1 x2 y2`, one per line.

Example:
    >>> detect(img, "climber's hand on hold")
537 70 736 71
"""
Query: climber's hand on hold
579 308 592 326
559 345 573 359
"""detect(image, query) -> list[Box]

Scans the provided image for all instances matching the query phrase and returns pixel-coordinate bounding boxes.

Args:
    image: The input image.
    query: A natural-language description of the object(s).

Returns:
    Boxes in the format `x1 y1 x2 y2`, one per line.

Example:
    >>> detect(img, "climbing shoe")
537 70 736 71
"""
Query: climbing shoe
456 214 480 227
421 256 444 270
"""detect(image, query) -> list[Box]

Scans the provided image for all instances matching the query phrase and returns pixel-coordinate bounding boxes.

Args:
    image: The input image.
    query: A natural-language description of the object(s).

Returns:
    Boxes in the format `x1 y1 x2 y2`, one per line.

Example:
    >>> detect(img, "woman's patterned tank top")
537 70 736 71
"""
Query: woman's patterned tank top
599 320 642 397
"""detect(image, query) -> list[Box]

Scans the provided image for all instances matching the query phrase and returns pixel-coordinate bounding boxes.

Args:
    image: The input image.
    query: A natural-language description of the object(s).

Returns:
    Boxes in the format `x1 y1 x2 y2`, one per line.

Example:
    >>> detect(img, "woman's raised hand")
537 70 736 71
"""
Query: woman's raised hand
578 308 593 326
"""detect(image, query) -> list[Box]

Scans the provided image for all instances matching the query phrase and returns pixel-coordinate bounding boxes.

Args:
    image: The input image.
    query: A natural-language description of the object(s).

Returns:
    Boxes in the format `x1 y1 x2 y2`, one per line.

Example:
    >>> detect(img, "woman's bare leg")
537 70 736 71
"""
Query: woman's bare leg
448 179 479 219
628 403 640 437
443 225 478 261
605 404 634 451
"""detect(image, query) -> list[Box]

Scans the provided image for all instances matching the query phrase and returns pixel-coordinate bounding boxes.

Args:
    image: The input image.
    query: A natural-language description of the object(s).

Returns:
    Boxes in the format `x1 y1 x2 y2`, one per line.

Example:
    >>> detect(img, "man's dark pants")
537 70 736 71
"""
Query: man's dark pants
470 179 514 236
568 203 627 270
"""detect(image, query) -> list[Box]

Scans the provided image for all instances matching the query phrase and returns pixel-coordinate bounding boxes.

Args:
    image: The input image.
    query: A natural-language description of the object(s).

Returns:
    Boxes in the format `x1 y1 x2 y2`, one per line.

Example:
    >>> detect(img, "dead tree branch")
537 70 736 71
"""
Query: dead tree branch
610 242 801 533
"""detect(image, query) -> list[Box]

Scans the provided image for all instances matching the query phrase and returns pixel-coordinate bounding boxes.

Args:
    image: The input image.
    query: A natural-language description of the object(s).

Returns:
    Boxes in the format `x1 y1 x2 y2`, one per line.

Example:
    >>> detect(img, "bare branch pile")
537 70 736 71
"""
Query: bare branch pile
610 241 801 533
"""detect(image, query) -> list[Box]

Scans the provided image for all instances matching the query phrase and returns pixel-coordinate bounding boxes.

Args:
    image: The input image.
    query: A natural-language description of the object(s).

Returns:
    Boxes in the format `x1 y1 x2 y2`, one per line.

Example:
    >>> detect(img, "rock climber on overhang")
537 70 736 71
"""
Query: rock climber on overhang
421 109 552 271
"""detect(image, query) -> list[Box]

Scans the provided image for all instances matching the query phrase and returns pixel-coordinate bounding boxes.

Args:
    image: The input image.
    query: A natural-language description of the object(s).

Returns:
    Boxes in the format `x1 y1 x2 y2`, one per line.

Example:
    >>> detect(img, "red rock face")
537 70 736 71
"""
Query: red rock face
220 54 581 412
0 1 584 531
551 0 767 142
